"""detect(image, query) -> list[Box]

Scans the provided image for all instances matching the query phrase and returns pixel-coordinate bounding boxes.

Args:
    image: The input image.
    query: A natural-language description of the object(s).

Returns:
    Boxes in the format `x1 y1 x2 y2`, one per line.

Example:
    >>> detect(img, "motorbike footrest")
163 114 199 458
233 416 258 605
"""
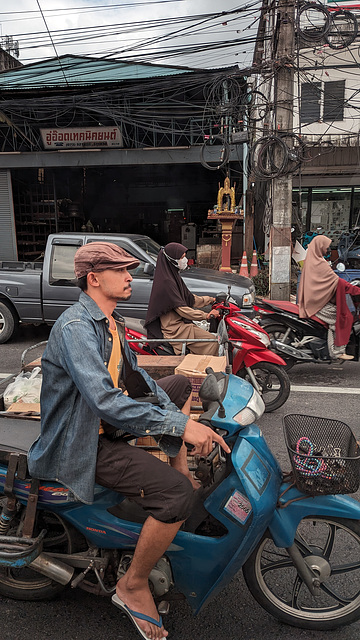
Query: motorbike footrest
0 529 46 567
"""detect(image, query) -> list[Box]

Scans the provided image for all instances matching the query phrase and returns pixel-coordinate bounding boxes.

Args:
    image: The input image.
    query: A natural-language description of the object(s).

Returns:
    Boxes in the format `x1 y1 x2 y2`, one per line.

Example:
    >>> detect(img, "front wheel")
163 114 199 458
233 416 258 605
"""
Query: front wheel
243 516 360 630
238 362 290 412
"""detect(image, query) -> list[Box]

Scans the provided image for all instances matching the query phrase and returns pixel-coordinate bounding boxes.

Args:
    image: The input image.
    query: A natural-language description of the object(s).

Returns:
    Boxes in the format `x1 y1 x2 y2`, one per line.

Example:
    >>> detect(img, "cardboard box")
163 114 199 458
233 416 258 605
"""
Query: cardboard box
175 354 226 407
5 402 41 419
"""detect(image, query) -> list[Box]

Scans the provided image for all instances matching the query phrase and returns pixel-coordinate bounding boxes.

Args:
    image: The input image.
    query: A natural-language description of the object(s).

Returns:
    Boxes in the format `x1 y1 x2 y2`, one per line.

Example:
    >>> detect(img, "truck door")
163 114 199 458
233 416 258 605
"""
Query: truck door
42 238 82 323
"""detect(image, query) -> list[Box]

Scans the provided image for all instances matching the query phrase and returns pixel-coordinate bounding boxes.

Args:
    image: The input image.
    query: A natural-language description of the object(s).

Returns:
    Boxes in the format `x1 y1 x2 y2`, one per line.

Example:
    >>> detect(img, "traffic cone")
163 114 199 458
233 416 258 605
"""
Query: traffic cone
250 250 258 277
239 251 249 276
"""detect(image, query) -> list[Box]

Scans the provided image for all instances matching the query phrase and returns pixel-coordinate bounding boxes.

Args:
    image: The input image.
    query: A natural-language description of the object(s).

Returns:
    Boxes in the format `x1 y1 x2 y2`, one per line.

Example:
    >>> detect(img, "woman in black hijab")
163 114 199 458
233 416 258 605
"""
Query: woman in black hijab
145 242 219 355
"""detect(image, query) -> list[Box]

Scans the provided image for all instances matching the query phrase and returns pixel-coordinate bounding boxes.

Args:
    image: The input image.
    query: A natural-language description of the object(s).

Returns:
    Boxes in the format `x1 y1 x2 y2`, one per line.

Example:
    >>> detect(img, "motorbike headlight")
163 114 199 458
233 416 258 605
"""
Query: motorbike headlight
233 389 265 426
259 333 270 347
232 320 270 347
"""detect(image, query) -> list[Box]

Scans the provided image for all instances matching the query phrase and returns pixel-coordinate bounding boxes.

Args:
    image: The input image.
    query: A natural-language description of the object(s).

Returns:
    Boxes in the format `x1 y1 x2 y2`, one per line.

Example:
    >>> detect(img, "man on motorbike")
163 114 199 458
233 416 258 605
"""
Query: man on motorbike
27 241 230 640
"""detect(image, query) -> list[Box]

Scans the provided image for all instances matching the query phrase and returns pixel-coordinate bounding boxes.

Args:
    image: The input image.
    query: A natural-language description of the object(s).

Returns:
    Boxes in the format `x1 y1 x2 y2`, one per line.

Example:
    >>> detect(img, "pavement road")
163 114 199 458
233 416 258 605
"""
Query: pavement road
0 324 359 640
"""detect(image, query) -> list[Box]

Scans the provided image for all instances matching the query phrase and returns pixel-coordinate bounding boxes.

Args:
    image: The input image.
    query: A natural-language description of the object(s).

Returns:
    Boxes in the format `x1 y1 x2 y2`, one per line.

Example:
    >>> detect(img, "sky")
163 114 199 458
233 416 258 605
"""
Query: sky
0 0 262 70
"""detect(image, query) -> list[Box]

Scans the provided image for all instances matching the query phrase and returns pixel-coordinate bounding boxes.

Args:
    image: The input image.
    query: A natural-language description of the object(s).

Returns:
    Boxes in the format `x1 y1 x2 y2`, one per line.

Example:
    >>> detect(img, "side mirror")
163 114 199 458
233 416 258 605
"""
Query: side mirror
144 263 155 277
337 262 346 273
199 372 222 404
199 369 226 418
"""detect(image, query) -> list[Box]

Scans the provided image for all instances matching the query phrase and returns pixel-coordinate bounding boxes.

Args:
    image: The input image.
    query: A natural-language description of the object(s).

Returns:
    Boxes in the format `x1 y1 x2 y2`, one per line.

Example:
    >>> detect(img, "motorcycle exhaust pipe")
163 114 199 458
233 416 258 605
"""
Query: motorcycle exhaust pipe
30 552 75 585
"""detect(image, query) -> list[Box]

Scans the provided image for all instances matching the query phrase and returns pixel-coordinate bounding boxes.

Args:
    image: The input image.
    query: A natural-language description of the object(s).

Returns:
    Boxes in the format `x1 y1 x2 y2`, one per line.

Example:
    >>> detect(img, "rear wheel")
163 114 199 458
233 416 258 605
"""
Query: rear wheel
243 516 360 630
0 499 81 601
261 322 299 370
239 362 290 412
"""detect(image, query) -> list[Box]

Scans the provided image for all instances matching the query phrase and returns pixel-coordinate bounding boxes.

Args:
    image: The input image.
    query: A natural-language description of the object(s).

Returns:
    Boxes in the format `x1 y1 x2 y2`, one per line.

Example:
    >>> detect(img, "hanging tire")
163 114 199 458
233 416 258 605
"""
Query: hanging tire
261 322 299 370
0 498 83 601
0 301 18 344
243 516 360 631
238 362 290 412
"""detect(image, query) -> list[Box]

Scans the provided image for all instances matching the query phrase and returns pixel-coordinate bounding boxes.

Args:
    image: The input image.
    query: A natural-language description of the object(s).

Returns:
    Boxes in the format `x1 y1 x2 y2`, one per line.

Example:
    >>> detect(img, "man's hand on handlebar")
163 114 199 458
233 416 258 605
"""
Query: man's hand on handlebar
182 419 230 457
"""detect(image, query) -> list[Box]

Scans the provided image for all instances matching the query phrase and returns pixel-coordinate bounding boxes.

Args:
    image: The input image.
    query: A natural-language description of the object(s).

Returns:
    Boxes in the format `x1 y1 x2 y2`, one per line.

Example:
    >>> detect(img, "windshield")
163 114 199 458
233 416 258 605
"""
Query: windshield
134 237 161 260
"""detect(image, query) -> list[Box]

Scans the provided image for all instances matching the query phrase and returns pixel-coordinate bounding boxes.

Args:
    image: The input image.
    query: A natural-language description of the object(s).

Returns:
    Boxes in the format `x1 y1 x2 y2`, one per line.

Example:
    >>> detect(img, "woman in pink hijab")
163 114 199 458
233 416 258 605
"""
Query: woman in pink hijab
298 235 360 359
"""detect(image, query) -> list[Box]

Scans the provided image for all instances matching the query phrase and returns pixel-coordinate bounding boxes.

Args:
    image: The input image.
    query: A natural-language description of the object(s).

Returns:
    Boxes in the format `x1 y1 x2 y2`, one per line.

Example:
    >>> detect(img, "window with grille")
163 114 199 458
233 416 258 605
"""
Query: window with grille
301 80 345 123
300 82 321 123
323 80 345 121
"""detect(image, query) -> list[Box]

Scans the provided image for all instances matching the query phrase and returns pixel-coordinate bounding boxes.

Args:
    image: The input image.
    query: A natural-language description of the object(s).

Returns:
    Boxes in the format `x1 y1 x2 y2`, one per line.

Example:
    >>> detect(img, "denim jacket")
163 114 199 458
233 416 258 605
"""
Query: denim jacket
27 292 188 504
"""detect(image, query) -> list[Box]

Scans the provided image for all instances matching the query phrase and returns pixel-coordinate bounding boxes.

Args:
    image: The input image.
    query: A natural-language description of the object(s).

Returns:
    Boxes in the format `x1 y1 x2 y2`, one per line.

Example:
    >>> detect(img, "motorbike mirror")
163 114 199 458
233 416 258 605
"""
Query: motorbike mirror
337 262 346 272
199 372 221 403
199 370 226 418
144 263 155 277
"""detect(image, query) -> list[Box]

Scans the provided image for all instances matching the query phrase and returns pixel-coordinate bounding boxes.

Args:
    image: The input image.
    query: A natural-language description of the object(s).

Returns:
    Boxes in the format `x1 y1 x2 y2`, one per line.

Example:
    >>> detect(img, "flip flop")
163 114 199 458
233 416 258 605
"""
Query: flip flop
112 593 166 640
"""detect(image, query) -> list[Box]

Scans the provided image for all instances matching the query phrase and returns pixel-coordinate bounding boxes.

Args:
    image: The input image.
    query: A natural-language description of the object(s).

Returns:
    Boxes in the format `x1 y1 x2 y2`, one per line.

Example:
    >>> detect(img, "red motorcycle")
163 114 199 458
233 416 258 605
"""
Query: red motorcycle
125 289 290 412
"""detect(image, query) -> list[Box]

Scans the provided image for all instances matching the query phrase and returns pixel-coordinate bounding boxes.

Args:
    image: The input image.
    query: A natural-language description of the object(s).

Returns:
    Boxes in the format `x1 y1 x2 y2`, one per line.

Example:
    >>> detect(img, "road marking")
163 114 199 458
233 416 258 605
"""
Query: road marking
291 385 360 395
0 373 13 379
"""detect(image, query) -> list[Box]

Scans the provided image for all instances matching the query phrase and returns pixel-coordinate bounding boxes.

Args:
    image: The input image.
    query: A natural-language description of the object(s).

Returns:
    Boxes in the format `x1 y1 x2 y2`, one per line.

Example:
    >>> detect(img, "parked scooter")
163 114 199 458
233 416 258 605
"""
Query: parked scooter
1 371 360 631
126 288 290 412
254 296 360 369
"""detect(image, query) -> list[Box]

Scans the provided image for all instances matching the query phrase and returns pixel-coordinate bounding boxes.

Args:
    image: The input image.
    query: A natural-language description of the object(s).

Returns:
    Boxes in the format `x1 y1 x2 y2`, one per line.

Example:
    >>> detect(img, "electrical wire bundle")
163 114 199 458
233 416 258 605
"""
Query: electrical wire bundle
249 133 305 180
297 2 358 50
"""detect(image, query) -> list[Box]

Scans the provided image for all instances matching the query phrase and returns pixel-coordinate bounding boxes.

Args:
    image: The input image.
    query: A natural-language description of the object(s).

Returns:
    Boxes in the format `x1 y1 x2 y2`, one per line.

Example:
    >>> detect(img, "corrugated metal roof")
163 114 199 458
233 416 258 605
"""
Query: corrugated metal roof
0 54 195 90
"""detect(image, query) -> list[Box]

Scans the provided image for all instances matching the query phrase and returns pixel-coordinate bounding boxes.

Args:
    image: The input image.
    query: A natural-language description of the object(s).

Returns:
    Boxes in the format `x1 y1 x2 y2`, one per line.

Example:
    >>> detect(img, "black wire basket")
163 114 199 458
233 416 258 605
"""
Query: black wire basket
283 414 360 496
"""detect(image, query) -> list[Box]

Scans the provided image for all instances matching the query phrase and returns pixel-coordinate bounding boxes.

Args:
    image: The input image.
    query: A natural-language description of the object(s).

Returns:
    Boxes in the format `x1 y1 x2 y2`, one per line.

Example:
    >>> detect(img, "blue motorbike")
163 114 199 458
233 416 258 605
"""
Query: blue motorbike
0 371 360 631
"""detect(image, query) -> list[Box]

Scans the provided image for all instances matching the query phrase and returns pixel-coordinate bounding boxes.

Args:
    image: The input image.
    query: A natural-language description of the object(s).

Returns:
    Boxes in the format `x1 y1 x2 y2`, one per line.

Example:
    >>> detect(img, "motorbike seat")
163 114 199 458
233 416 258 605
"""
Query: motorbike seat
263 299 299 315
0 417 40 454
262 299 328 328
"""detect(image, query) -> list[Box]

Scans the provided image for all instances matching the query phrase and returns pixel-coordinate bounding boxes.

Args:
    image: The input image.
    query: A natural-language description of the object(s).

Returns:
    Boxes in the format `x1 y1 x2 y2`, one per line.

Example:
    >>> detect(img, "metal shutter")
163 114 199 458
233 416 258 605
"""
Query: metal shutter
300 82 321 124
0 170 17 260
323 80 345 121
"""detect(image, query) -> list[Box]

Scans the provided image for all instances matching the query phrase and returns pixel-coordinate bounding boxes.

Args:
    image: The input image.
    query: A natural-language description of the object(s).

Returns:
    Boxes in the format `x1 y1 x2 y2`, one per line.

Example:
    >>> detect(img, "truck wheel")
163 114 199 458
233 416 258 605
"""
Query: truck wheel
0 301 18 344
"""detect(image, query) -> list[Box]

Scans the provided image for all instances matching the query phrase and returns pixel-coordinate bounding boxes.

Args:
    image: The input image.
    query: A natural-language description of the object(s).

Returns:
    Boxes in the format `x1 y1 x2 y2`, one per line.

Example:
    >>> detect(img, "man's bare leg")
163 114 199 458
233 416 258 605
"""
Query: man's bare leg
116 516 183 640
170 394 200 489
170 443 200 489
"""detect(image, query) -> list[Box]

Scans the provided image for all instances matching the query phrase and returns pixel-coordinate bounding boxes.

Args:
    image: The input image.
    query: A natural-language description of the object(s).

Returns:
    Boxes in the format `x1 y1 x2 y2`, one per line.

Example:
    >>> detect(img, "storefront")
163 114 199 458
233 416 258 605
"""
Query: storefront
293 186 360 247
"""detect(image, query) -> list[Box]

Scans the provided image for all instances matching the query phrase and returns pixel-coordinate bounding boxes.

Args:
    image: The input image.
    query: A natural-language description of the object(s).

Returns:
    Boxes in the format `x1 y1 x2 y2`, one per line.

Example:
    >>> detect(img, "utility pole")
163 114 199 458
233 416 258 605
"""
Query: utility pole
269 0 295 300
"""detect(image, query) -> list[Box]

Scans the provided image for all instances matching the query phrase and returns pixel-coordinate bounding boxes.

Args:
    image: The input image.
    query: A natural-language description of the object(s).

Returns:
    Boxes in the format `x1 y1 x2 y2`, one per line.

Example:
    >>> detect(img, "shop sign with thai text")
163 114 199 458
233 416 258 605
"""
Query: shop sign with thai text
40 127 122 149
